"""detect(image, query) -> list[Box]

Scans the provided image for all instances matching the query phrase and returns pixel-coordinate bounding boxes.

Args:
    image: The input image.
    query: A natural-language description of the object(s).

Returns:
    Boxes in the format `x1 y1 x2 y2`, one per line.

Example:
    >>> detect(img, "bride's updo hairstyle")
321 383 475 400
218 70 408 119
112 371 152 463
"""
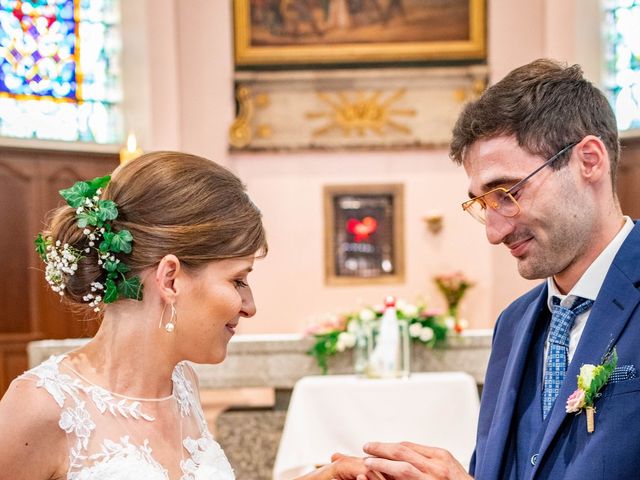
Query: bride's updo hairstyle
45 151 267 308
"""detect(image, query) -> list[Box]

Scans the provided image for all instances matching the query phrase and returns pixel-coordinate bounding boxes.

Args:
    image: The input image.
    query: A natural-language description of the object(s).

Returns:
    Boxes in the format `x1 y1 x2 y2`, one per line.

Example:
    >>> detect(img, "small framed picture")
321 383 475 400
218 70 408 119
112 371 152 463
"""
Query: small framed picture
324 184 404 285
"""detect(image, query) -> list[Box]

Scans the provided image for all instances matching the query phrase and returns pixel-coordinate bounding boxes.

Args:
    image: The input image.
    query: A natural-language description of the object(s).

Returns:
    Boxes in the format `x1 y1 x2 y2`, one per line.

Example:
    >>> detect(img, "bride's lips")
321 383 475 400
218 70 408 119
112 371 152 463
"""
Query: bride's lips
507 237 532 257
225 322 238 335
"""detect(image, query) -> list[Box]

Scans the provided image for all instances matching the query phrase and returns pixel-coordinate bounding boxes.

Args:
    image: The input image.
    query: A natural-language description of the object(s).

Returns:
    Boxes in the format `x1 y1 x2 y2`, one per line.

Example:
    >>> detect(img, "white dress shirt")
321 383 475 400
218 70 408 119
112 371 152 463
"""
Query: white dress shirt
544 216 634 366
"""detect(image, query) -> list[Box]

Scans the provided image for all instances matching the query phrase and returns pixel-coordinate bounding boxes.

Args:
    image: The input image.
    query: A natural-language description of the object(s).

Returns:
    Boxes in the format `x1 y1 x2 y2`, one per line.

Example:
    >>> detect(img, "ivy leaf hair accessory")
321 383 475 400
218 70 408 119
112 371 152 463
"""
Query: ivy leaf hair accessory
35 175 143 311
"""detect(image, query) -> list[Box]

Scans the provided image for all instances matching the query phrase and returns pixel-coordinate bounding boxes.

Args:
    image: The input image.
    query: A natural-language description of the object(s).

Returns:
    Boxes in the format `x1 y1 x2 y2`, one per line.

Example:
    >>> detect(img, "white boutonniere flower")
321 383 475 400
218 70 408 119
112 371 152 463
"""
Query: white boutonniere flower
566 348 617 433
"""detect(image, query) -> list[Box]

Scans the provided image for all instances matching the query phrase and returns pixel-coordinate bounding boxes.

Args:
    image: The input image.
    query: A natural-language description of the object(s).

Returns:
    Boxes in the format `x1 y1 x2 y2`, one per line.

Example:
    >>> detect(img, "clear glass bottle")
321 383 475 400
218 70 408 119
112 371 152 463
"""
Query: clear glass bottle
365 296 410 378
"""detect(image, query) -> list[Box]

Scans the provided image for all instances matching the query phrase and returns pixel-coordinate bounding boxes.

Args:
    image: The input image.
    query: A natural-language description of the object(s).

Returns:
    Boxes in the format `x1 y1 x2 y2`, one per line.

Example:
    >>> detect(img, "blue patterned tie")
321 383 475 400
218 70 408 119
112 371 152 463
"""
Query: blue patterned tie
542 296 594 418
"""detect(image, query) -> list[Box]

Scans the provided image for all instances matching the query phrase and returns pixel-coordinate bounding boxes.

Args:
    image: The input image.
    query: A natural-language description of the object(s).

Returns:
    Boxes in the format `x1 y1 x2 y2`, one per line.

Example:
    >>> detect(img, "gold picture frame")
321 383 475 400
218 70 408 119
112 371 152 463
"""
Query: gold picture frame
233 0 486 66
324 184 404 286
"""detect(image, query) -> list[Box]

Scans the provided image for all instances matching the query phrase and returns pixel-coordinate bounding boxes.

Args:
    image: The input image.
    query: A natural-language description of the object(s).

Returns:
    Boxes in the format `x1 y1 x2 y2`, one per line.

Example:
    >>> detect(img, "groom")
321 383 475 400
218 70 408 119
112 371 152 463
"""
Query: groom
360 59 640 479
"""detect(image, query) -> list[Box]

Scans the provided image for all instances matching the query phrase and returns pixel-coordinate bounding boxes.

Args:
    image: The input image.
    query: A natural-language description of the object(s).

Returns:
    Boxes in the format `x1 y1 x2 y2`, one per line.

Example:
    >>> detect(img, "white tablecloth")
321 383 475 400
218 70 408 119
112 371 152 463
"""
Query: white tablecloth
273 372 480 480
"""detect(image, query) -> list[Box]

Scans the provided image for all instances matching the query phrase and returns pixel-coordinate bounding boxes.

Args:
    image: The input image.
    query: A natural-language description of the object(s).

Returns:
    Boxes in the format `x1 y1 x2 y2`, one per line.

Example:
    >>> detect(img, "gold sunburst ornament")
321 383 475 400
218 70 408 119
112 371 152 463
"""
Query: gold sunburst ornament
307 89 415 137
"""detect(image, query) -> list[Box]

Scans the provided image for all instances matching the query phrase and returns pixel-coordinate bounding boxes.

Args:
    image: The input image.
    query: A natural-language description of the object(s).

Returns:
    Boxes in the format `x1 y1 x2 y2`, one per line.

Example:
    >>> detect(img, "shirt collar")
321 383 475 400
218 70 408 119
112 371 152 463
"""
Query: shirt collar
547 216 635 310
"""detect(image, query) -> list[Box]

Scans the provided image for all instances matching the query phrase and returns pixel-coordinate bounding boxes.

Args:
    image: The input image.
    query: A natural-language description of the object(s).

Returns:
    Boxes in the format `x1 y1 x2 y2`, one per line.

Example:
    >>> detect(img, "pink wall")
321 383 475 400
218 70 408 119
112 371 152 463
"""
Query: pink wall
136 0 596 333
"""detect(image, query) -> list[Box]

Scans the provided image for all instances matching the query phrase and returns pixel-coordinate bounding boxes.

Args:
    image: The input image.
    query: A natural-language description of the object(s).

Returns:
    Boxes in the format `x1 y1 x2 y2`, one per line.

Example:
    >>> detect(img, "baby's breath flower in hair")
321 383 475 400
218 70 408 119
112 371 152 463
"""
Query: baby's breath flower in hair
35 175 142 311
36 238 82 296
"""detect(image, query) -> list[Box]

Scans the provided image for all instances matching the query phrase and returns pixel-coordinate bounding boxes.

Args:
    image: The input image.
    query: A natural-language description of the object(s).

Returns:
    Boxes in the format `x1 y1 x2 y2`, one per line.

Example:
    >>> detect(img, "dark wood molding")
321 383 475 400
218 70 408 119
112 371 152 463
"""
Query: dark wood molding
619 137 640 219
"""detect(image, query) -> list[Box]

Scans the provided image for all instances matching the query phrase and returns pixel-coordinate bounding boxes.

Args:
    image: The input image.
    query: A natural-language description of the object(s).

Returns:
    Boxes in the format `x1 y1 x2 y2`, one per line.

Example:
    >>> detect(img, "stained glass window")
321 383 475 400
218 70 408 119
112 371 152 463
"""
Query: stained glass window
0 0 122 143
604 0 640 131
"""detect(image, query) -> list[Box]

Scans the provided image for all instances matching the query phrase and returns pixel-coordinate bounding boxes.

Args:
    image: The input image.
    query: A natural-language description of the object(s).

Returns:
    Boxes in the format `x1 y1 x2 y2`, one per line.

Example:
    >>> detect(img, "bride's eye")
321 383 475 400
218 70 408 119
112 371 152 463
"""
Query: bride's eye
234 279 249 288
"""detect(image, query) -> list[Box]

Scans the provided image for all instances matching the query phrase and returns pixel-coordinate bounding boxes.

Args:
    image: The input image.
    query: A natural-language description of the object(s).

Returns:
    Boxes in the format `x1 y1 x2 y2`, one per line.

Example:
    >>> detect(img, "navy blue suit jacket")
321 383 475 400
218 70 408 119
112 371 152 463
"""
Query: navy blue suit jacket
470 221 640 479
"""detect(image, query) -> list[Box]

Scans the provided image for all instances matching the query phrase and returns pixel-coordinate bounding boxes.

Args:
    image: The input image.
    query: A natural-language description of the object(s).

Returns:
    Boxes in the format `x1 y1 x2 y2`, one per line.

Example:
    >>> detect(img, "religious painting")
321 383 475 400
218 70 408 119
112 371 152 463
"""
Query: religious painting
233 0 486 66
324 184 404 285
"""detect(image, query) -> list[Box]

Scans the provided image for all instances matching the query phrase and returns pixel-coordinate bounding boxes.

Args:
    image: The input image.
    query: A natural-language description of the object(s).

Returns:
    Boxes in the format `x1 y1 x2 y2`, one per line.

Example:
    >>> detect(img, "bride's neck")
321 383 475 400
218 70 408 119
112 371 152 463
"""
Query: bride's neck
70 304 177 399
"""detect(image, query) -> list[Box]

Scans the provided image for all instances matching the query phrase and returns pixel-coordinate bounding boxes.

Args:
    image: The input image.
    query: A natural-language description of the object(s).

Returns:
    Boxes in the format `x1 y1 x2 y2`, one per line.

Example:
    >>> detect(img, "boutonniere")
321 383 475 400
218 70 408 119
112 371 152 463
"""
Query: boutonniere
565 348 618 433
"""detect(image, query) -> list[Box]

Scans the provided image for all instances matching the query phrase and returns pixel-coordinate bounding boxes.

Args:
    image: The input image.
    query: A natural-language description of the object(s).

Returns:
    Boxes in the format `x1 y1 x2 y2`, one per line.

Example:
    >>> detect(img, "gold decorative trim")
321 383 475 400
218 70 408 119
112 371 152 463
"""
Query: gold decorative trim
454 78 487 103
307 89 415 137
229 87 273 148
229 86 254 148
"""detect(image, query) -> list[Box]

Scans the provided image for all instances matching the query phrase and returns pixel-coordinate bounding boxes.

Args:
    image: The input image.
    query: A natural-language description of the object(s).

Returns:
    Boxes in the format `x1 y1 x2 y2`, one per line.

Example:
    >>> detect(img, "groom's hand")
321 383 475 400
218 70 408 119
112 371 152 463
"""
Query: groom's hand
362 442 472 480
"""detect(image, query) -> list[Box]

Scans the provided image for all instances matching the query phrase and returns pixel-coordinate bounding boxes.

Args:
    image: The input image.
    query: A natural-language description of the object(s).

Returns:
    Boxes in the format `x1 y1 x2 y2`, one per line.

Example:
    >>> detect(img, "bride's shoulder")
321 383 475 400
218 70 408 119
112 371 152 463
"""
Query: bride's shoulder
1 356 70 429
1 374 61 424
1 355 75 441
0 363 68 477
15 354 81 405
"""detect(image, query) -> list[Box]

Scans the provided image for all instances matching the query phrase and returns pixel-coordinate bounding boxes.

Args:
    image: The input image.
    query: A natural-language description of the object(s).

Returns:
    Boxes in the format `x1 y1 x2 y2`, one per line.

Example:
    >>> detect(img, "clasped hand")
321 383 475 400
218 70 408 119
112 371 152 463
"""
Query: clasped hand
329 442 472 480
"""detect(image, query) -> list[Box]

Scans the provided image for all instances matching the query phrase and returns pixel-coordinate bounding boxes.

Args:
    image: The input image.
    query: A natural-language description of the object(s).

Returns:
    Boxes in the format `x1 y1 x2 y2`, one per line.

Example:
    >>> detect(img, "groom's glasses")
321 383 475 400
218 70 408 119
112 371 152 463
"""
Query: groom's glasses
461 142 578 225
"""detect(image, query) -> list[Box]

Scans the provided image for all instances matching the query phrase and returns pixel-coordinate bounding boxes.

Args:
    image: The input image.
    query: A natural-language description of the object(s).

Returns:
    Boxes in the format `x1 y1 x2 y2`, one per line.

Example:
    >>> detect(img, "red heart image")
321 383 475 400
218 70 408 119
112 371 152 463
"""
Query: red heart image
346 216 378 242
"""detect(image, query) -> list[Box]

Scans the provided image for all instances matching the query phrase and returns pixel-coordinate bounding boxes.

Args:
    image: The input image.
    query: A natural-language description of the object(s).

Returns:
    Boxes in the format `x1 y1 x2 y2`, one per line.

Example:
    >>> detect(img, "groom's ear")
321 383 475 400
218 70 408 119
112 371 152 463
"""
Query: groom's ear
575 135 609 186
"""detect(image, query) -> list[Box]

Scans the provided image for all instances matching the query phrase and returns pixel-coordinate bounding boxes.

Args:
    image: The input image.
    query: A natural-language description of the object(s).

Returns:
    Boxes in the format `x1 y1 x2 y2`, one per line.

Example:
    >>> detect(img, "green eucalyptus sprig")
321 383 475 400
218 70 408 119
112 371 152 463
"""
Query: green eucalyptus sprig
35 175 143 311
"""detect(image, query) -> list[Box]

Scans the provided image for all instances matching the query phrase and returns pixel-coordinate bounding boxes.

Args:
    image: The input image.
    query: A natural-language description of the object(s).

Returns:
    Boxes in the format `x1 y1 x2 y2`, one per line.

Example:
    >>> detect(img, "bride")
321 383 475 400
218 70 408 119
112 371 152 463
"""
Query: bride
0 152 372 480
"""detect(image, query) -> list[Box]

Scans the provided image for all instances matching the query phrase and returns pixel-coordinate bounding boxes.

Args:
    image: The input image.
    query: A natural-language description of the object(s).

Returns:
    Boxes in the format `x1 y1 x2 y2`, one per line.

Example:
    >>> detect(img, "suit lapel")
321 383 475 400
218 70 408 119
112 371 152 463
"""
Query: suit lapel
533 224 640 477
477 286 548 480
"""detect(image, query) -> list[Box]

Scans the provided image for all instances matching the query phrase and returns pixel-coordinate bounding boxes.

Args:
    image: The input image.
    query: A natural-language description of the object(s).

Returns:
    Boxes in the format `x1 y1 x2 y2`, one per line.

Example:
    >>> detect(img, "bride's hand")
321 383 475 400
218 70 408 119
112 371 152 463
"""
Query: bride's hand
329 453 386 480
294 452 383 480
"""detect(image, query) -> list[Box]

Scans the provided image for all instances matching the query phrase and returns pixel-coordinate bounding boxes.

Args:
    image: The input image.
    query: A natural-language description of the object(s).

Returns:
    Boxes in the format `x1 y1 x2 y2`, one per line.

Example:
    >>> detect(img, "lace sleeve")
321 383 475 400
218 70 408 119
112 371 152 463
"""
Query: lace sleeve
174 362 209 433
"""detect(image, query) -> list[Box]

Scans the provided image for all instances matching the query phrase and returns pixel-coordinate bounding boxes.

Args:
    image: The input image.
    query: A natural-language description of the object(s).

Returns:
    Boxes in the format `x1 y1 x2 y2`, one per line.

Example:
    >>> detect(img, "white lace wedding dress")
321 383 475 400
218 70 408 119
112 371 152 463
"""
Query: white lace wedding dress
17 355 235 480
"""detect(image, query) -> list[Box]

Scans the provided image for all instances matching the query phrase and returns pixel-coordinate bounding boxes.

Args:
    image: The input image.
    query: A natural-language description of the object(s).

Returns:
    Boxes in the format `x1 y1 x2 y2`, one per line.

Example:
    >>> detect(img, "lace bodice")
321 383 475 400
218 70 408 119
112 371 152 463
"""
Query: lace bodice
17 355 234 480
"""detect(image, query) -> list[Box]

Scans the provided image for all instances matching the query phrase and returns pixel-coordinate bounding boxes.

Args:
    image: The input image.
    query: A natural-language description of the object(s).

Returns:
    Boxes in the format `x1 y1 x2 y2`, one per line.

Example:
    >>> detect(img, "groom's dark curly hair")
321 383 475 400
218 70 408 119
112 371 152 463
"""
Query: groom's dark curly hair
450 58 620 189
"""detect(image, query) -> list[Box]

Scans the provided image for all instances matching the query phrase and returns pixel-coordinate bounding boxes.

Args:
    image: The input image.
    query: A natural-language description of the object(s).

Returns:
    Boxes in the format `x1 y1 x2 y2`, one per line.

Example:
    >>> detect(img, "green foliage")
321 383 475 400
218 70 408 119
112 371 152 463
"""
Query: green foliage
88 175 111 192
100 230 134 254
413 316 448 344
103 259 119 273
76 210 99 228
307 330 342 374
110 230 133 254
96 200 118 222
584 348 618 406
38 174 143 309
104 278 118 304
117 275 143 301
59 175 110 209
35 234 49 260
59 182 94 208
306 303 448 374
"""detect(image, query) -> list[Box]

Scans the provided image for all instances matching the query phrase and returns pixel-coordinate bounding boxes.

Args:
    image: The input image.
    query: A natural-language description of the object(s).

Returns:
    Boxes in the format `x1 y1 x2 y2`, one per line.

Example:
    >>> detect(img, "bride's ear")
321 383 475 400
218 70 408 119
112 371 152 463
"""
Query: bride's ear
155 254 182 304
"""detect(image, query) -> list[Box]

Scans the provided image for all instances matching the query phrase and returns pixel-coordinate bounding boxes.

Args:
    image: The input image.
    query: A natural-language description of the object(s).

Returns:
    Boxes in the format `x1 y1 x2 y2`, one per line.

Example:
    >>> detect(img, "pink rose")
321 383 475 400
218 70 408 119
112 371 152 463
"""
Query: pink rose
566 388 586 413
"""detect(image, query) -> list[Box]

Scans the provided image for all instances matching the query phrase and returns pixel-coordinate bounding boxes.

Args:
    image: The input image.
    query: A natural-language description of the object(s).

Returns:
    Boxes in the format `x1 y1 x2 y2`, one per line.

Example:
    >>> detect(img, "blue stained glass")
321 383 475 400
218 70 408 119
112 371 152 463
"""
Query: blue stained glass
604 0 640 131
0 0 122 143
0 0 76 98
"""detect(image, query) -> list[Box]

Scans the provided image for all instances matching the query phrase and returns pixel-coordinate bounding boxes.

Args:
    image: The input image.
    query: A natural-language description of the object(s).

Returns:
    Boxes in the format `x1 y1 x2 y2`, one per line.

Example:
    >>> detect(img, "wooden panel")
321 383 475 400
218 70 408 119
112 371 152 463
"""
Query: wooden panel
0 160 35 333
618 137 640 219
0 147 118 397
0 334 33 394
